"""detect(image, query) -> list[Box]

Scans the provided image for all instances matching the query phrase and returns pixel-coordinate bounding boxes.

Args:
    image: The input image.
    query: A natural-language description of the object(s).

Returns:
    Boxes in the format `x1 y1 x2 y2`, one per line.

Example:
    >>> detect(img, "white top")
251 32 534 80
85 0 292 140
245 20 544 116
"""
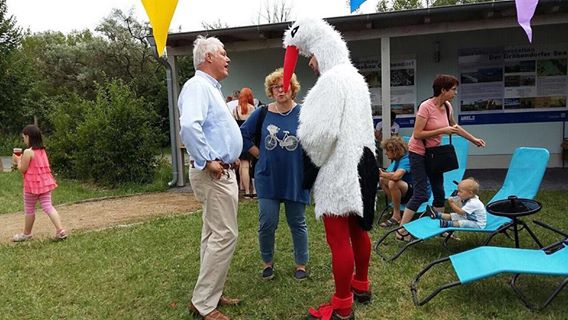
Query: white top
226 99 238 110
461 195 487 228
178 70 243 170
375 121 400 135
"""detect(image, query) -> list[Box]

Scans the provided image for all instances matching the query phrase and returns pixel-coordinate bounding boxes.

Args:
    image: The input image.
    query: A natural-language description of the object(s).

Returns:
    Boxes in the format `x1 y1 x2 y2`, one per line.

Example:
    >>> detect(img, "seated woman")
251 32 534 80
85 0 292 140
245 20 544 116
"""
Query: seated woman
378 136 413 228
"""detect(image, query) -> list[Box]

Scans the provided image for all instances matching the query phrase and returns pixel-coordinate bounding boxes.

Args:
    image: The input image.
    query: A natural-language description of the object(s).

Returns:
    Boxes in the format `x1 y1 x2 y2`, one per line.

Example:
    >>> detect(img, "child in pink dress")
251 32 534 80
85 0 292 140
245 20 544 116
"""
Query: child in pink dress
11 124 67 242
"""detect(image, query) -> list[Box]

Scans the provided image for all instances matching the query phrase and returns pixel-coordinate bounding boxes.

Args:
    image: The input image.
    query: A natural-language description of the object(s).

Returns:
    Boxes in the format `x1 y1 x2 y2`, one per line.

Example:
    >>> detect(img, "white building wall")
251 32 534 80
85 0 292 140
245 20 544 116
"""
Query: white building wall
221 23 568 168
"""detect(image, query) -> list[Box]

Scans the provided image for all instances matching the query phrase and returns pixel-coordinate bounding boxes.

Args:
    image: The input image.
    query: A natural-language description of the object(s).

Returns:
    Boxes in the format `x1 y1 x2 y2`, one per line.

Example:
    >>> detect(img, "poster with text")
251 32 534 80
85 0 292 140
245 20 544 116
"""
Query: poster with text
354 57 417 117
458 45 568 116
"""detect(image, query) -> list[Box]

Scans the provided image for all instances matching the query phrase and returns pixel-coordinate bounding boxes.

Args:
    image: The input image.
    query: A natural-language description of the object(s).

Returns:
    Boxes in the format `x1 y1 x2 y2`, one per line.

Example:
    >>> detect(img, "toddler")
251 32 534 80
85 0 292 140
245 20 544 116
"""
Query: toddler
427 177 486 229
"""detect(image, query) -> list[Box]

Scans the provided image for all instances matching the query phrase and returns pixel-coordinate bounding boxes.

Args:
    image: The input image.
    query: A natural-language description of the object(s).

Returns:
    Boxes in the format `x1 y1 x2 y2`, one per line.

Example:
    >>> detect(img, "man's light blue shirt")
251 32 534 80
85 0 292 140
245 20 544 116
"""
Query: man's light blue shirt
178 70 243 170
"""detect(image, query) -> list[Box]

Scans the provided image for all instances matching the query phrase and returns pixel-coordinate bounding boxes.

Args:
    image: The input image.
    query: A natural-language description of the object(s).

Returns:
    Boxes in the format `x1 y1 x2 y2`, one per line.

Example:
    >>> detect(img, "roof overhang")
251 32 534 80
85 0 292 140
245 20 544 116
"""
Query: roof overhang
155 0 568 56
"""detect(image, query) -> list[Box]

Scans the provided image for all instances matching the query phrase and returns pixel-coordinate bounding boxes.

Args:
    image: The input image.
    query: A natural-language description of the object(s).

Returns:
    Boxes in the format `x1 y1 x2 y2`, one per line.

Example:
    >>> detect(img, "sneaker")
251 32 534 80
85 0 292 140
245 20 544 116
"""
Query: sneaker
262 266 274 280
426 205 439 219
294 269 308 281
55 229 68 241
440 220 452 228
12 233 32 242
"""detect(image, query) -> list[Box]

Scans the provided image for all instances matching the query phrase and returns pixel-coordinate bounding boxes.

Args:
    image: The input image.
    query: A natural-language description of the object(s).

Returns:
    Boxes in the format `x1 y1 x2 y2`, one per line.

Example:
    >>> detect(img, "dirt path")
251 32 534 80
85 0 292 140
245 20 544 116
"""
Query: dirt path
1 192 201 244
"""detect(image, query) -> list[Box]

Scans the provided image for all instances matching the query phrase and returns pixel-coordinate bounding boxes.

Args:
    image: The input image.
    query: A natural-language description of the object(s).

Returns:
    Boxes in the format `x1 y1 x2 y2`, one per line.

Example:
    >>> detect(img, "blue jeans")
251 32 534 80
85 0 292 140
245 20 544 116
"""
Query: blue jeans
406 151 445 211
258 198 309 265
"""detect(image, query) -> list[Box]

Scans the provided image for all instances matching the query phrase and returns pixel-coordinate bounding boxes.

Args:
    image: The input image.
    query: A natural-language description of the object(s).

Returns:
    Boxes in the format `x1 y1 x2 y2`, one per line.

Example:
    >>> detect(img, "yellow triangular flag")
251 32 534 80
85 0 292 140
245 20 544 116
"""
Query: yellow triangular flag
142 0 178 57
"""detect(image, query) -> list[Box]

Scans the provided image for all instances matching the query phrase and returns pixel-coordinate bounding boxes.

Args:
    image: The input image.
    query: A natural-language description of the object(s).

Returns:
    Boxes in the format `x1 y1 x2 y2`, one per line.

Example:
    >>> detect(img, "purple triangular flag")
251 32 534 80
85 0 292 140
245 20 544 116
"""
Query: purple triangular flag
350 0 366 13
515 0 539 43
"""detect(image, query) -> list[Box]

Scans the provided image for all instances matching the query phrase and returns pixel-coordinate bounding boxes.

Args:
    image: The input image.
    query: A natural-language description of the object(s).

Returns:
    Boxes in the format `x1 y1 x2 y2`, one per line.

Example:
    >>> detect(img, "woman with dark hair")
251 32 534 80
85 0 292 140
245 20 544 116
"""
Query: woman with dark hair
396 74 486 241
233 87 257 198
11 124 67 242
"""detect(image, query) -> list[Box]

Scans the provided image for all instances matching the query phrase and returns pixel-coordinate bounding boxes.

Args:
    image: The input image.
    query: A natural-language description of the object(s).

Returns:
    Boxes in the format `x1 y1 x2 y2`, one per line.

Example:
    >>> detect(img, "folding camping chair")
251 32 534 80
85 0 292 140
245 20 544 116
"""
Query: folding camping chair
411 220 568 311
376 135 469 226
374 147 550 261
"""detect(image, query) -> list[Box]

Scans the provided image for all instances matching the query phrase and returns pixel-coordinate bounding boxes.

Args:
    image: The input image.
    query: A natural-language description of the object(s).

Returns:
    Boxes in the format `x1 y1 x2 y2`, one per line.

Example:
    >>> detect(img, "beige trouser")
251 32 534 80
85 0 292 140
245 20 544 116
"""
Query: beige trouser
189 167 239 315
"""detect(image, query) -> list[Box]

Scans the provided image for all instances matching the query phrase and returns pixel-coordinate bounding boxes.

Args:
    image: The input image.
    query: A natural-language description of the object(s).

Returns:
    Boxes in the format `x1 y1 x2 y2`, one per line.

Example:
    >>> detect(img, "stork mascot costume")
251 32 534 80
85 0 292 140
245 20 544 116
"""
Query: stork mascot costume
283 18 379 320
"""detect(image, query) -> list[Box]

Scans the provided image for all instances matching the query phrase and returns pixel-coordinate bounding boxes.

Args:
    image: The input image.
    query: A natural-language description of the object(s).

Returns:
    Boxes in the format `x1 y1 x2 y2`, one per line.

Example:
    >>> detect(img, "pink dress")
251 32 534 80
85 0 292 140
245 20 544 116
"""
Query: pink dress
23 148 58 194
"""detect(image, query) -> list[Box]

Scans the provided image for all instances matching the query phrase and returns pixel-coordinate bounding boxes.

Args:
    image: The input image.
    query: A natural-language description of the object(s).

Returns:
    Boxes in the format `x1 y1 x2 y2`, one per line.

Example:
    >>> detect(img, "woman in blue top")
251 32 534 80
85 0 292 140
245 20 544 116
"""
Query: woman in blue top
240 68 310 281
378 136 413 228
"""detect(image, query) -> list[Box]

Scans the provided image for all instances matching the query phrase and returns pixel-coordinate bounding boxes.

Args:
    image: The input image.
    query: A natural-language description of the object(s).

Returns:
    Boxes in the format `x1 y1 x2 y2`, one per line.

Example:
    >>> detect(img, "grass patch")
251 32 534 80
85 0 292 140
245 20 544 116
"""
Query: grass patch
0 191 567 319
0 159 172 215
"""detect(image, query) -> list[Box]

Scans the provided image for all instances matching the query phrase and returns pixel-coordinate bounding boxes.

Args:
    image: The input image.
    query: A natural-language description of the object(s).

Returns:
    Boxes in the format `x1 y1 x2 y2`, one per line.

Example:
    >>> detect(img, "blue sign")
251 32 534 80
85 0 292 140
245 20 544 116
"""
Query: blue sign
374 110 567 129
458 110 567 125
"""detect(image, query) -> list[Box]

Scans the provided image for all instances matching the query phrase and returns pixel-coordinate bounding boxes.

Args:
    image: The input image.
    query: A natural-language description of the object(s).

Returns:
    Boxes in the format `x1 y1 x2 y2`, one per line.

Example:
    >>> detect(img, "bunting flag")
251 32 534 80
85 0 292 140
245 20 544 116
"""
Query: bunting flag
350 0 366 13
515 0 539 43
142 0 179 57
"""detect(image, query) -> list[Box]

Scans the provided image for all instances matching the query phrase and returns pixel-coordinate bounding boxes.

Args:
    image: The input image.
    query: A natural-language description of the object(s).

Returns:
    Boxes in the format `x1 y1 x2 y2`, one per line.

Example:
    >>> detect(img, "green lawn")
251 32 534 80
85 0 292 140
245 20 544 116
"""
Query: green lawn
1 191 567 319
0 163 171 215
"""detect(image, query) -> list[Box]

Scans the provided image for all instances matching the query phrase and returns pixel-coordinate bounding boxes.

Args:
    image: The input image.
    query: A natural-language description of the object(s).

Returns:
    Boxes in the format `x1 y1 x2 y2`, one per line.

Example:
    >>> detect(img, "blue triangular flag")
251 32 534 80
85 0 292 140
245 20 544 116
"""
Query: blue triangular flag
350 0 366 12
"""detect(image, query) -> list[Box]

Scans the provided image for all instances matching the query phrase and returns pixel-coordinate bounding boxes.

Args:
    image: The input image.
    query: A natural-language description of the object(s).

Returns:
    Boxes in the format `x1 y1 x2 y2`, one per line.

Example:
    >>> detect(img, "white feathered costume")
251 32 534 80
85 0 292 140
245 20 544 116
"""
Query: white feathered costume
283 18 376 220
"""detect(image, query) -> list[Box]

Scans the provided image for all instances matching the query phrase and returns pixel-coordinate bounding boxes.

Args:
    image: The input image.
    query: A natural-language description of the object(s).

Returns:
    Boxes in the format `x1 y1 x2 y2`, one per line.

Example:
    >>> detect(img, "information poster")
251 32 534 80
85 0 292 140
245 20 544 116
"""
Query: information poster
458 45 567 124
353 57 417 117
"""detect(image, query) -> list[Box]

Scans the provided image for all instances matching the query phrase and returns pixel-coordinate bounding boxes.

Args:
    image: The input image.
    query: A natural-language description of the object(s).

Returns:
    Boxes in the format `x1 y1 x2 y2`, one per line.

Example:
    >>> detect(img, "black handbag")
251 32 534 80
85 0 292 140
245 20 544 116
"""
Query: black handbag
425 143 458 174
423 102 458 174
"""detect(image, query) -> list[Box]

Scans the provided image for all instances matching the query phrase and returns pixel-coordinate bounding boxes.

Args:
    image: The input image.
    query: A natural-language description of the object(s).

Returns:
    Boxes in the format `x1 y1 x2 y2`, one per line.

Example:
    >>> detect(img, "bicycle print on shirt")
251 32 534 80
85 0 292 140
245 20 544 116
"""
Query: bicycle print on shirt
265 124 299 151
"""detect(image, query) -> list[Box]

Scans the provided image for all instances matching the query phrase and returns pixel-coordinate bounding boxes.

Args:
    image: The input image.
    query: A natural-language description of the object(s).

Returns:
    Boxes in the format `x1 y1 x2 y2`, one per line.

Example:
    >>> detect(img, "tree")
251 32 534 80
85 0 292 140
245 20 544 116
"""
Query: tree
377 0 494 12
255 0 293 24
10 9 170 143
0 0 19 54
0 0 24 135
201 19 230 30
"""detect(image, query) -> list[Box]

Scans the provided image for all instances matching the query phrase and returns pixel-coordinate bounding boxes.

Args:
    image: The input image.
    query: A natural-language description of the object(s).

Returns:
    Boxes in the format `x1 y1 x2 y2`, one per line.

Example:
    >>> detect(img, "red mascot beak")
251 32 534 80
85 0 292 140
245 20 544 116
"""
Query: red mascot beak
283 45 299 93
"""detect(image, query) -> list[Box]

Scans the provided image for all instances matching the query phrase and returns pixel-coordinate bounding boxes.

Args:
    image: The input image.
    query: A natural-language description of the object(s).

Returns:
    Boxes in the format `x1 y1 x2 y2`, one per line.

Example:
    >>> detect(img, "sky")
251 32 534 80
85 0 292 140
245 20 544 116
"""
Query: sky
6 0 380 34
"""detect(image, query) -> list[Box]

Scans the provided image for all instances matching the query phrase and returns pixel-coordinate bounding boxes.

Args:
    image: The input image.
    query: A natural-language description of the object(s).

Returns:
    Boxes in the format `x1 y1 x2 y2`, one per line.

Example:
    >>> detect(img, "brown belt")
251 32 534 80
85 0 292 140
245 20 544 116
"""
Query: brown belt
190 160 237 169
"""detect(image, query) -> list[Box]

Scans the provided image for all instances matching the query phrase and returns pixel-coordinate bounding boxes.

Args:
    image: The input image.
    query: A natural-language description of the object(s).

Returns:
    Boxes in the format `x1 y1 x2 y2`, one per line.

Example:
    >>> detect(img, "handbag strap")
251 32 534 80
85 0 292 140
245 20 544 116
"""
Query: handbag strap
422 101 452 147
254 105 268 147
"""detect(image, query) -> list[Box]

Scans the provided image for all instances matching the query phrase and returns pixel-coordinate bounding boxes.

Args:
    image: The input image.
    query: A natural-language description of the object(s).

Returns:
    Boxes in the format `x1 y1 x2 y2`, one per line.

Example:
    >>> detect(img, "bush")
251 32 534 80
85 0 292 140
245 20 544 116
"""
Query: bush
0 133 23 156
49 80 160 186
48 95 85 177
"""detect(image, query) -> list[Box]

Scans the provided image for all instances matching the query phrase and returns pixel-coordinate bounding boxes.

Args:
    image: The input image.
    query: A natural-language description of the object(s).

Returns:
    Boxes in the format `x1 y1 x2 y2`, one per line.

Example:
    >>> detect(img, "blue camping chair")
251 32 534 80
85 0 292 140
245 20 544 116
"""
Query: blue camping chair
411 220 568 311
376 135 470 226
374 147 550 261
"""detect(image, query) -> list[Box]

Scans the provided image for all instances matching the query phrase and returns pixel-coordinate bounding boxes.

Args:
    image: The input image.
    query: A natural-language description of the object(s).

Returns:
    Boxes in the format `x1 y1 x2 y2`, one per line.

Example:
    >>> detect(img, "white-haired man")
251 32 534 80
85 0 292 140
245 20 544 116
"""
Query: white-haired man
179 35 242 320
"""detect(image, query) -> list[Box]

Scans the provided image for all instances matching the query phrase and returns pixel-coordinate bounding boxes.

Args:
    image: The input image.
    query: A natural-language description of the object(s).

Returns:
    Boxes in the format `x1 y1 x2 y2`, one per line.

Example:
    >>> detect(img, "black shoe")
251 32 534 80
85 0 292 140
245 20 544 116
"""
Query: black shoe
426 205 439 219
353 289 372 304
332 312 355 320
262 266 274 280
294 269 308 281
308 311 354 320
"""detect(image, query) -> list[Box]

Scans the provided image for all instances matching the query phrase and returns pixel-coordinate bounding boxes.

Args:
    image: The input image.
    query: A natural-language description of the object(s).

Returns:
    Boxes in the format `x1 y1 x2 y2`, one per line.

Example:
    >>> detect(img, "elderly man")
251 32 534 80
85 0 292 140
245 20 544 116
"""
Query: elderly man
178 35 242 320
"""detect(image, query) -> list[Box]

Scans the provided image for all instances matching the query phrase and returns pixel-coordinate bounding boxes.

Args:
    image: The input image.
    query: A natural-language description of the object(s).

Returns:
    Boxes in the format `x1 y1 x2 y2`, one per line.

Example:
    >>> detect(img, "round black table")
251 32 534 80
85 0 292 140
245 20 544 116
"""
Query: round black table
486 196 543 248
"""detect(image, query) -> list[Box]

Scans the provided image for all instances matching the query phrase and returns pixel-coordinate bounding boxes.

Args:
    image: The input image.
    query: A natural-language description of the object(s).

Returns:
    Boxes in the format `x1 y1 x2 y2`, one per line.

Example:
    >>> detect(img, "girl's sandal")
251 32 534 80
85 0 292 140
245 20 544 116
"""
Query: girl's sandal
395 229 415 242
379 218 399 228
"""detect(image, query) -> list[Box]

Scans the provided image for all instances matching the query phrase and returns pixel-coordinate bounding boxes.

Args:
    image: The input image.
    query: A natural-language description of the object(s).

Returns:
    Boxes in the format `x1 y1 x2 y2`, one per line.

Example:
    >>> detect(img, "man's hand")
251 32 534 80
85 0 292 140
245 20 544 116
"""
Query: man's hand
206 160 224 179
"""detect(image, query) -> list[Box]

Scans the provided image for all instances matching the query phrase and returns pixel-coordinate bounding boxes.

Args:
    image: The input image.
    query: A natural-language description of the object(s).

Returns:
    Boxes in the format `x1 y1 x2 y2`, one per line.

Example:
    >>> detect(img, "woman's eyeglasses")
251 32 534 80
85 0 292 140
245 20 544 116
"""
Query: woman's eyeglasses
271 84 284 91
